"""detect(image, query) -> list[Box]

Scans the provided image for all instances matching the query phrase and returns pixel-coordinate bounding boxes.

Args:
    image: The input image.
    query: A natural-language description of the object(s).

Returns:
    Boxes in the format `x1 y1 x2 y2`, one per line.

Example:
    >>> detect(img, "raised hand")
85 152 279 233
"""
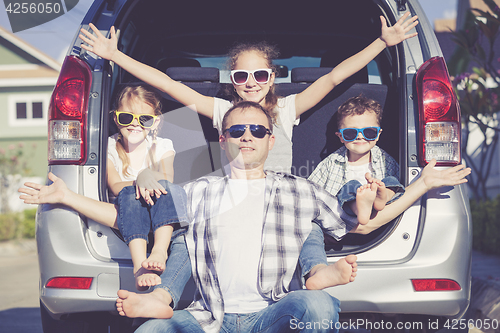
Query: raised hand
420 159 471 190
79 23 118 61
19 172 68 205
380 12 419 47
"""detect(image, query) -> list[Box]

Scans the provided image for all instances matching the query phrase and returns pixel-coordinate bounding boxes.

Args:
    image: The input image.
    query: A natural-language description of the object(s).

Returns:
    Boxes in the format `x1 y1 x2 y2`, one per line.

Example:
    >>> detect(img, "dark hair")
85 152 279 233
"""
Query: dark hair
221 101 273 134
225 41 280 123
337 94 383 128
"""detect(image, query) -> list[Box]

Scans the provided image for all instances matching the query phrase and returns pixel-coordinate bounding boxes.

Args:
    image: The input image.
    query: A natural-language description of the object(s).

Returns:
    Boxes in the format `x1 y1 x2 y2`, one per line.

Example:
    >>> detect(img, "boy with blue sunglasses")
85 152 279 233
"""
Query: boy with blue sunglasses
308 94 404 224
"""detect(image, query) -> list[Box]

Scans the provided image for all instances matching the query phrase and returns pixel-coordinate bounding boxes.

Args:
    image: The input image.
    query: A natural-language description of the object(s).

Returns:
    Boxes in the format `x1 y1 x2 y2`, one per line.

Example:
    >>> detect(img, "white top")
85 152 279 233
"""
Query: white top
213 95 299 173
215 178 268 313
345 162 375 186
107 133 175 181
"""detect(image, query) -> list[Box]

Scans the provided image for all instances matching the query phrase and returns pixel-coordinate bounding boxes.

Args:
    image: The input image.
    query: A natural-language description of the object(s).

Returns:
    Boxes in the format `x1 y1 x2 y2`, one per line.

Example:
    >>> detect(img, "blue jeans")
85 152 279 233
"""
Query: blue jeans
116 180 188 244
299 223 328 278
157 223 328 308
136 290 341 333
337 176 405 216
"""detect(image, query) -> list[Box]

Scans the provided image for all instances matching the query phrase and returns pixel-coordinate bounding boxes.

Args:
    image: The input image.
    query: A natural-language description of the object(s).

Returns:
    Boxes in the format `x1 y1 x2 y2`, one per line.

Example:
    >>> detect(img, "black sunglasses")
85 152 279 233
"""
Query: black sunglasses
115 111 158 128
339 127 381 142
225 124 272 139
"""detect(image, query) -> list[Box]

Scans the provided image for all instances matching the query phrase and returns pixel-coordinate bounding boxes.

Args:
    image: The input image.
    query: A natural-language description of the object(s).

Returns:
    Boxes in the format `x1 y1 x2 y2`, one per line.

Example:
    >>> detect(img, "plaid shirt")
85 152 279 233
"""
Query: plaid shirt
308 145 400 196
182 171 358 332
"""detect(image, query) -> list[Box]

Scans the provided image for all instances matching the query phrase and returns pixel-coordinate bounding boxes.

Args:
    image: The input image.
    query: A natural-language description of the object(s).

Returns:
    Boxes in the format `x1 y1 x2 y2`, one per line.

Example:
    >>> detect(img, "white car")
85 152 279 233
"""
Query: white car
37 0 471 332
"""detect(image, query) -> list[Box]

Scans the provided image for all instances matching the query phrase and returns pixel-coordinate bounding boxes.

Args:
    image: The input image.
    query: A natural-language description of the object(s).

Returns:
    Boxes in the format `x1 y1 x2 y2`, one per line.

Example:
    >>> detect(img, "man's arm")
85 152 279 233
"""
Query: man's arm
351 160 471 234
19 172 118 229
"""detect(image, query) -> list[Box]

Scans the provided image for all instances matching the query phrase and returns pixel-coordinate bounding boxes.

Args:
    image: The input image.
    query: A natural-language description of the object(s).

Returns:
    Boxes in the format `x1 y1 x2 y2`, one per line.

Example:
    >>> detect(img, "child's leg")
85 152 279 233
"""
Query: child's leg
142 225 173 273
129 238 162 290
116 186 160 290
354 183 378 224
299 223 358 290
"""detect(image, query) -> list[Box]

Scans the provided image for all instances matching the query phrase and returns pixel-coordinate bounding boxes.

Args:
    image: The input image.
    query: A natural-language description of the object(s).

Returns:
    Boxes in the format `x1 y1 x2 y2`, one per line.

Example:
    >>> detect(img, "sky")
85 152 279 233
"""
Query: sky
0 0 458 65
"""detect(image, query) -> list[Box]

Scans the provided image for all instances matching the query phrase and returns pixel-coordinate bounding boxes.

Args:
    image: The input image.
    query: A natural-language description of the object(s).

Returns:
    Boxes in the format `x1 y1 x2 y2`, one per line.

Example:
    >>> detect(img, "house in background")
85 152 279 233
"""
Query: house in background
0 25 60 179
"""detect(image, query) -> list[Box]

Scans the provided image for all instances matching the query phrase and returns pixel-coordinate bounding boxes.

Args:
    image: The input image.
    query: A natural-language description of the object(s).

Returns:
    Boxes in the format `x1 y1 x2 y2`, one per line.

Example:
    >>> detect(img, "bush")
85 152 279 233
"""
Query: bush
0 208 36 241
470 196 500 255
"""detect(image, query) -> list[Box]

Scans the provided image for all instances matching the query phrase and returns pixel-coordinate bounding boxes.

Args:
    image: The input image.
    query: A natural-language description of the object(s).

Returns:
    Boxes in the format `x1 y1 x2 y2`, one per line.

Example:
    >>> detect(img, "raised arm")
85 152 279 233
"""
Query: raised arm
19 173 119 229
294 12 419 117
351 160 471 234
79 24 215 118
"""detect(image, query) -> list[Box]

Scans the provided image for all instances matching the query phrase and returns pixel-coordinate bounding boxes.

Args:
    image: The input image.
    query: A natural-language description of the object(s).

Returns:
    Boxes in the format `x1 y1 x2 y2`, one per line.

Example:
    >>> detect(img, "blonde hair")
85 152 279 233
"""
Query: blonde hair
225 41 280 123
114 85 162 178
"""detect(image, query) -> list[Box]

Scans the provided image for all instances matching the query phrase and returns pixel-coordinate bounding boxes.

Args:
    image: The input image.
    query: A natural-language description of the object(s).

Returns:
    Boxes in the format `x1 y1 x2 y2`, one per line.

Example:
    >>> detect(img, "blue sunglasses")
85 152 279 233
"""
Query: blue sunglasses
339 127 381 142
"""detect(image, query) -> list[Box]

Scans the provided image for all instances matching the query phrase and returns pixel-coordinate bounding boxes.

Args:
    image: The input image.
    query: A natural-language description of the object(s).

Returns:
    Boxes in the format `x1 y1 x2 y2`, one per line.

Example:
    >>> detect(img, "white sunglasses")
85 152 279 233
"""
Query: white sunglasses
230 68 273 85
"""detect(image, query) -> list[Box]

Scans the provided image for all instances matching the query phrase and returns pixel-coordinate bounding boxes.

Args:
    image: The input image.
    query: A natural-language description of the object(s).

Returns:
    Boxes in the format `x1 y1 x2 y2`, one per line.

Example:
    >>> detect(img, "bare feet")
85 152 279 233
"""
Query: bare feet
134 267 161 291
356 183 377 225
372 179 388 211
116 289 174 319
142 250 167 273
305 254 358 290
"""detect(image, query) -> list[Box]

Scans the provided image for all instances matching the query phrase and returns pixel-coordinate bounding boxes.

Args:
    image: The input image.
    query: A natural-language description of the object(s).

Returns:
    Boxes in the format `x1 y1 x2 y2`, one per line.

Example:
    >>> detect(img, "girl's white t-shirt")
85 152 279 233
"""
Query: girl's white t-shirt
212 95 299 173
107 133 175 181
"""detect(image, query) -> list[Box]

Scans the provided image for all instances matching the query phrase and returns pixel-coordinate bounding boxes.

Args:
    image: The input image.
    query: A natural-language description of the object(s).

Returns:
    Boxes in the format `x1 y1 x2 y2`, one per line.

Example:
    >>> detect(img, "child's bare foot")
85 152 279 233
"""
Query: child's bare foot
305 254 358 290
134 267 161 291
373 180 388 211
116 289 174 318
141 250 167 273
356 183 377 225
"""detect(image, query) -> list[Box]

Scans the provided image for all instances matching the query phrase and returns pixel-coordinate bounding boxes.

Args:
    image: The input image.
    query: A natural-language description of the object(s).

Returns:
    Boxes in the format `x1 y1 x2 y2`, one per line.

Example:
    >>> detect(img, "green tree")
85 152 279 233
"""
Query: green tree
0 143 34 213
448 0 500 201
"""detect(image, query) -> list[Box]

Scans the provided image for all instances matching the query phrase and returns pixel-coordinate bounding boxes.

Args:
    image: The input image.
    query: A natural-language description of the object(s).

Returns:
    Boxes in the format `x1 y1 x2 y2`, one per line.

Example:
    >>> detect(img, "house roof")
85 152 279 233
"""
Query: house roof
0 25 60 87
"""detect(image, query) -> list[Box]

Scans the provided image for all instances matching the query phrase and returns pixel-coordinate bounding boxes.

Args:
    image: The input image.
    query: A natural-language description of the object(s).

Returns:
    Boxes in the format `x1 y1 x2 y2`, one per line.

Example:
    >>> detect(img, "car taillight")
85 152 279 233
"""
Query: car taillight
46 277 93 289
411 279 461 291
48 56 92 165
416 57 461 166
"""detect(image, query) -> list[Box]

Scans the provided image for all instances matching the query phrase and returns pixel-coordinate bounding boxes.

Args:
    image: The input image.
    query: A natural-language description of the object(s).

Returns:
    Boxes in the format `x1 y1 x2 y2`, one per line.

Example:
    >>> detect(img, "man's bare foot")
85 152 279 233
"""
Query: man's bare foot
305 254 358 290
116 289 174 318
356 183 377 225
372 179 388 211
134 267 161 291
142 249 167 273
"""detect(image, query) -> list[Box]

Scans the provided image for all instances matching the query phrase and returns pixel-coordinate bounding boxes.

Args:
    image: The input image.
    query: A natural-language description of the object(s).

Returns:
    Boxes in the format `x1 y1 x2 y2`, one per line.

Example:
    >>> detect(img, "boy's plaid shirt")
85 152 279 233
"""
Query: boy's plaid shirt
308 145 400 195
182 171 358 332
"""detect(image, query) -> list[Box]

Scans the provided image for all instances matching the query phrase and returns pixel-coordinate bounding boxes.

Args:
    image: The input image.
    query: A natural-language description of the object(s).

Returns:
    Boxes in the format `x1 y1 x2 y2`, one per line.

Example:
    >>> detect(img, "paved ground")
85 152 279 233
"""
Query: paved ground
0 239 499 333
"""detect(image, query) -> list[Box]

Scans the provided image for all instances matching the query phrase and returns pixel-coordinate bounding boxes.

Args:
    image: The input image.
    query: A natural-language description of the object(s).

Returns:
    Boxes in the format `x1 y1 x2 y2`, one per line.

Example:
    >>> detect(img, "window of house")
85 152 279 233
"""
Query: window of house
8 94 50 127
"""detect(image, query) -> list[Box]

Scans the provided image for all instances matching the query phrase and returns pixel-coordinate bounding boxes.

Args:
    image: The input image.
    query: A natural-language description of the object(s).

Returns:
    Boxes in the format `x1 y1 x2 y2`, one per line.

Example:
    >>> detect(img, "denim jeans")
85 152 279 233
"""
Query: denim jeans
337 176 405 216
299 223 328 278
158 222 328 307
135 290 341 333
116 180 188 244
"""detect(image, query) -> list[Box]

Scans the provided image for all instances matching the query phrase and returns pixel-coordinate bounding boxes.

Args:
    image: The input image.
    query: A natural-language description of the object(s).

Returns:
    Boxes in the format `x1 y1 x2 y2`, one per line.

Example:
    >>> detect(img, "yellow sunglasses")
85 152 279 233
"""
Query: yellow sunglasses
115 111 158 128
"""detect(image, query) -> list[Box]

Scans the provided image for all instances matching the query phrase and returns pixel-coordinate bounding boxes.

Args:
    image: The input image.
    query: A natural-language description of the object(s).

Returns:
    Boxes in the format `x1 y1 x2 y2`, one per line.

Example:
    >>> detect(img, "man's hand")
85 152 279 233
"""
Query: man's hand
79 23 118 61
420 159 471 191
380 12 419 47
19 172 68 205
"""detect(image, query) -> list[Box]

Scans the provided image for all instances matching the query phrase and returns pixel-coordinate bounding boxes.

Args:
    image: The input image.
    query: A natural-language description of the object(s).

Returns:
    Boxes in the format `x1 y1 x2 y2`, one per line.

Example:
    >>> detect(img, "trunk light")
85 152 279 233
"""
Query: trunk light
48 55 92 165
412 279 461 291
46 277 93 289
416 57 461 166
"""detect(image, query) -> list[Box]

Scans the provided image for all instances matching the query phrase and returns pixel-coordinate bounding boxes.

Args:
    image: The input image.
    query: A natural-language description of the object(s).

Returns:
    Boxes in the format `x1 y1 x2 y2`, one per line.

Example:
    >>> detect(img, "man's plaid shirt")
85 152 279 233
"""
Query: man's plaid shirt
308 145 400 195
182 171 358 332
